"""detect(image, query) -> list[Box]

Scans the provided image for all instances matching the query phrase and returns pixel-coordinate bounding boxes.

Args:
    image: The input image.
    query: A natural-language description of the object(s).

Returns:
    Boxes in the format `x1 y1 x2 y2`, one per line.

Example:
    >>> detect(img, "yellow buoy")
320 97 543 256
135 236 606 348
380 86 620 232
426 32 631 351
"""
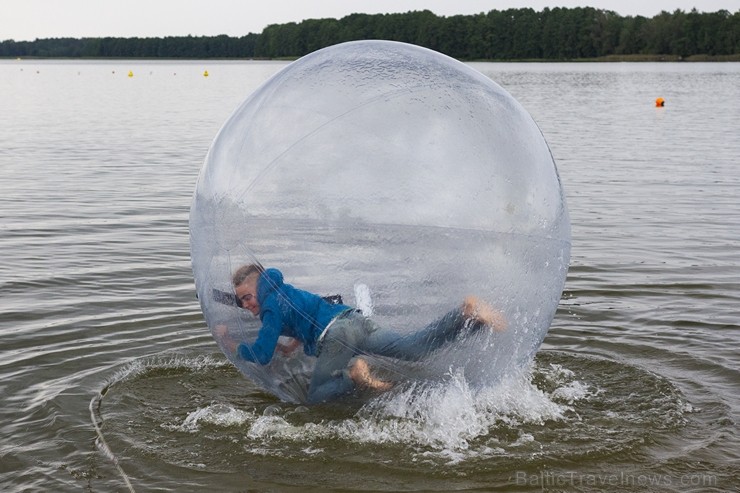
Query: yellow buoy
128 70 134 78
203 70 209 77
655 97 665 107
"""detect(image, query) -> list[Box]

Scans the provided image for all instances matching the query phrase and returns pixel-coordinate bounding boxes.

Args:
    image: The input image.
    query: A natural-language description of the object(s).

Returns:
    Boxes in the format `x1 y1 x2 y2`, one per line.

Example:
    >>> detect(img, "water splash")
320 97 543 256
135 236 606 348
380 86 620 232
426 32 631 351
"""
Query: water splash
96 351 694 476
332 368 574 453
107 354 228 385
178 404 256 432
173 365 582 459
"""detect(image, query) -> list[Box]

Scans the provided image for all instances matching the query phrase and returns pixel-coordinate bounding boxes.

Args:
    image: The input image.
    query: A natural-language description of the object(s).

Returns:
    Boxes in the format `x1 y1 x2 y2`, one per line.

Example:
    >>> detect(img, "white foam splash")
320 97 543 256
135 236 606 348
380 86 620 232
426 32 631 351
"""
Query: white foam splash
108 354 228 386
151 357 593 464
179 404 255 432
542 362 596 404
342 369 570 450
240 367 581 461
551 380 592 404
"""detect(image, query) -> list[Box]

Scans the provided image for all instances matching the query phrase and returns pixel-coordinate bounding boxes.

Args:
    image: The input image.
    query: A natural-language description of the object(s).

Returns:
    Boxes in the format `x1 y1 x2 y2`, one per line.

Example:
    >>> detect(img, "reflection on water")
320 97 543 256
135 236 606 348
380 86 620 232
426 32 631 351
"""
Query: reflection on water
0 60 738 492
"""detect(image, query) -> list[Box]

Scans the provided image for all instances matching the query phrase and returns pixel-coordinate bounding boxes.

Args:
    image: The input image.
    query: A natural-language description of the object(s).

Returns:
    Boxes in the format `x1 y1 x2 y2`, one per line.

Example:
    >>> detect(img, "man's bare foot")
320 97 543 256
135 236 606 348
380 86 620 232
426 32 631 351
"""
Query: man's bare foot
349 358 394 391
462 296 507 332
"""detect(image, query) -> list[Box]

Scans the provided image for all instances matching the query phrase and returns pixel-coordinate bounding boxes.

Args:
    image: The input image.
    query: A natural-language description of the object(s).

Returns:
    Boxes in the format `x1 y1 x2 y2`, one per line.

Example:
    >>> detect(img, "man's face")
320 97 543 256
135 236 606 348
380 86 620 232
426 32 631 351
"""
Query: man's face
235 276 260 316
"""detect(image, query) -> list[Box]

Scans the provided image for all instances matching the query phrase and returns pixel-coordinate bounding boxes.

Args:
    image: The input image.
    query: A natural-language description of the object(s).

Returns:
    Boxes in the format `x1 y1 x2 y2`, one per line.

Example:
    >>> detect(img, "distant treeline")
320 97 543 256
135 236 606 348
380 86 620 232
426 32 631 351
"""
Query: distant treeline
2 7 739 60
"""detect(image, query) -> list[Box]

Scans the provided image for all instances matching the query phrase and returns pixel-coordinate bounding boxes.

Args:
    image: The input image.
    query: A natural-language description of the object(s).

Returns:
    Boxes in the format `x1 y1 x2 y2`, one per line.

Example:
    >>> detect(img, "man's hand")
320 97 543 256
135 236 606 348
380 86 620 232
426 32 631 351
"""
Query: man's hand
213 324 238 354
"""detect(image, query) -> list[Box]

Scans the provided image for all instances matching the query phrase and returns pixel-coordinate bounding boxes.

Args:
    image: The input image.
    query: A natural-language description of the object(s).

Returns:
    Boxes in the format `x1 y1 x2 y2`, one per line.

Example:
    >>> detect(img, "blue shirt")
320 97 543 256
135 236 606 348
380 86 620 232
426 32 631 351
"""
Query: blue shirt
237 268 351 364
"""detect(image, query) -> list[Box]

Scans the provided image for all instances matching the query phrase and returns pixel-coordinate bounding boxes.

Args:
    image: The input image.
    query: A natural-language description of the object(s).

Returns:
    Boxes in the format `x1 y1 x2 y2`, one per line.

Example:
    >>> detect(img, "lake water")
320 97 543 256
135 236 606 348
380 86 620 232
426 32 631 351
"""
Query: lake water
1 58 738 492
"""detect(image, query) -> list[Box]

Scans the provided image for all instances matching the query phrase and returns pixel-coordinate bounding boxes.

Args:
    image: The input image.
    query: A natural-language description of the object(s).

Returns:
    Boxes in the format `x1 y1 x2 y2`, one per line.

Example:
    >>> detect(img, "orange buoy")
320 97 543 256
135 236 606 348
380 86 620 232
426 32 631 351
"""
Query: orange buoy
655 97 665 107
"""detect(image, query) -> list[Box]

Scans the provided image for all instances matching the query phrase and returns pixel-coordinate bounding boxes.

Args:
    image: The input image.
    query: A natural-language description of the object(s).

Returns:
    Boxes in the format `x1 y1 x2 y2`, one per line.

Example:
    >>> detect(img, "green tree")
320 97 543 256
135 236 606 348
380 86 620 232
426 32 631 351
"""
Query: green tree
3 7 739 59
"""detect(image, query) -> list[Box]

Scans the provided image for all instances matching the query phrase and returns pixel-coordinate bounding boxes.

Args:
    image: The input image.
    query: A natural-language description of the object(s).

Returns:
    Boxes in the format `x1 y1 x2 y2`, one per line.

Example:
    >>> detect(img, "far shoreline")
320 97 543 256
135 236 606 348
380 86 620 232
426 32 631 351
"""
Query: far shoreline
3 54 740 63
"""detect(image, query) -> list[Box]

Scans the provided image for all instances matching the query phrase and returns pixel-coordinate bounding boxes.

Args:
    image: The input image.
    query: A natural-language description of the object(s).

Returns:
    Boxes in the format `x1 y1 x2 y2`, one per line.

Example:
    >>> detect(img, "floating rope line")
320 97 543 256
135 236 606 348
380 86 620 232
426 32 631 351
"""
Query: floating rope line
89 384 136 493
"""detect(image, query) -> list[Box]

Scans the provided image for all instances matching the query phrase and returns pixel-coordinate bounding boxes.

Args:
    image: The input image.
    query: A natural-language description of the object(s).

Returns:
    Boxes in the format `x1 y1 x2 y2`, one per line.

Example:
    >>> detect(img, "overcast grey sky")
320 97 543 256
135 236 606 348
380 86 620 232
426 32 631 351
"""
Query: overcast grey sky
3 0 738 41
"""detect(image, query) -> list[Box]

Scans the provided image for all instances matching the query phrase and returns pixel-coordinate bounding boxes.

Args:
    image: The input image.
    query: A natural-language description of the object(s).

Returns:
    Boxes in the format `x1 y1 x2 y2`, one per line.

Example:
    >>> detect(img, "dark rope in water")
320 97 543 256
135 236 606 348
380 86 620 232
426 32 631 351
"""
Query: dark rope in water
89 384 136 493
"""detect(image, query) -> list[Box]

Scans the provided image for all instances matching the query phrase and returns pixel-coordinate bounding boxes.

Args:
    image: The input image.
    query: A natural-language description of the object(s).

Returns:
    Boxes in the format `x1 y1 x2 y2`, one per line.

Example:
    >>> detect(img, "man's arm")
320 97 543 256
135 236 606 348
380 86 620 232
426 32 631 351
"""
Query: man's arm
236 307 282 365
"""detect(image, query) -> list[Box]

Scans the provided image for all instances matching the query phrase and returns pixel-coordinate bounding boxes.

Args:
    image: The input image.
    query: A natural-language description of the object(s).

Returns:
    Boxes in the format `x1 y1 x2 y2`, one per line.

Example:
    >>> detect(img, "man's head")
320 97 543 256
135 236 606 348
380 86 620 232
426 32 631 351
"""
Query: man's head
232 264 264 316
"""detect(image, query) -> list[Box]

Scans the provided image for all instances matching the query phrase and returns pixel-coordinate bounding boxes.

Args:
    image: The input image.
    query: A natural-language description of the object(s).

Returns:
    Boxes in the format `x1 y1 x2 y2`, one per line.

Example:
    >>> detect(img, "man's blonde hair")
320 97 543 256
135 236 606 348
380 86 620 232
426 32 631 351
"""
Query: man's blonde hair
232 263 264 287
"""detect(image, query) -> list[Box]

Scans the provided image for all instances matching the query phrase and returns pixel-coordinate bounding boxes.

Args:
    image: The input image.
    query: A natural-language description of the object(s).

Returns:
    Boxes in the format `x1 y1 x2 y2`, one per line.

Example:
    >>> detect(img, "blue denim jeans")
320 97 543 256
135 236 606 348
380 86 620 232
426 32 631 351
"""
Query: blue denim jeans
307 308 469 404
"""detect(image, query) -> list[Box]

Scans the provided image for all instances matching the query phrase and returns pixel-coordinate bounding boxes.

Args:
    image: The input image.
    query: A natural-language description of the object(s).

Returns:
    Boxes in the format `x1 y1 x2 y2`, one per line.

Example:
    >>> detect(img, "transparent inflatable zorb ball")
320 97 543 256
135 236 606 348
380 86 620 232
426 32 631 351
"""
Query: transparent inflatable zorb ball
190 40 570 403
